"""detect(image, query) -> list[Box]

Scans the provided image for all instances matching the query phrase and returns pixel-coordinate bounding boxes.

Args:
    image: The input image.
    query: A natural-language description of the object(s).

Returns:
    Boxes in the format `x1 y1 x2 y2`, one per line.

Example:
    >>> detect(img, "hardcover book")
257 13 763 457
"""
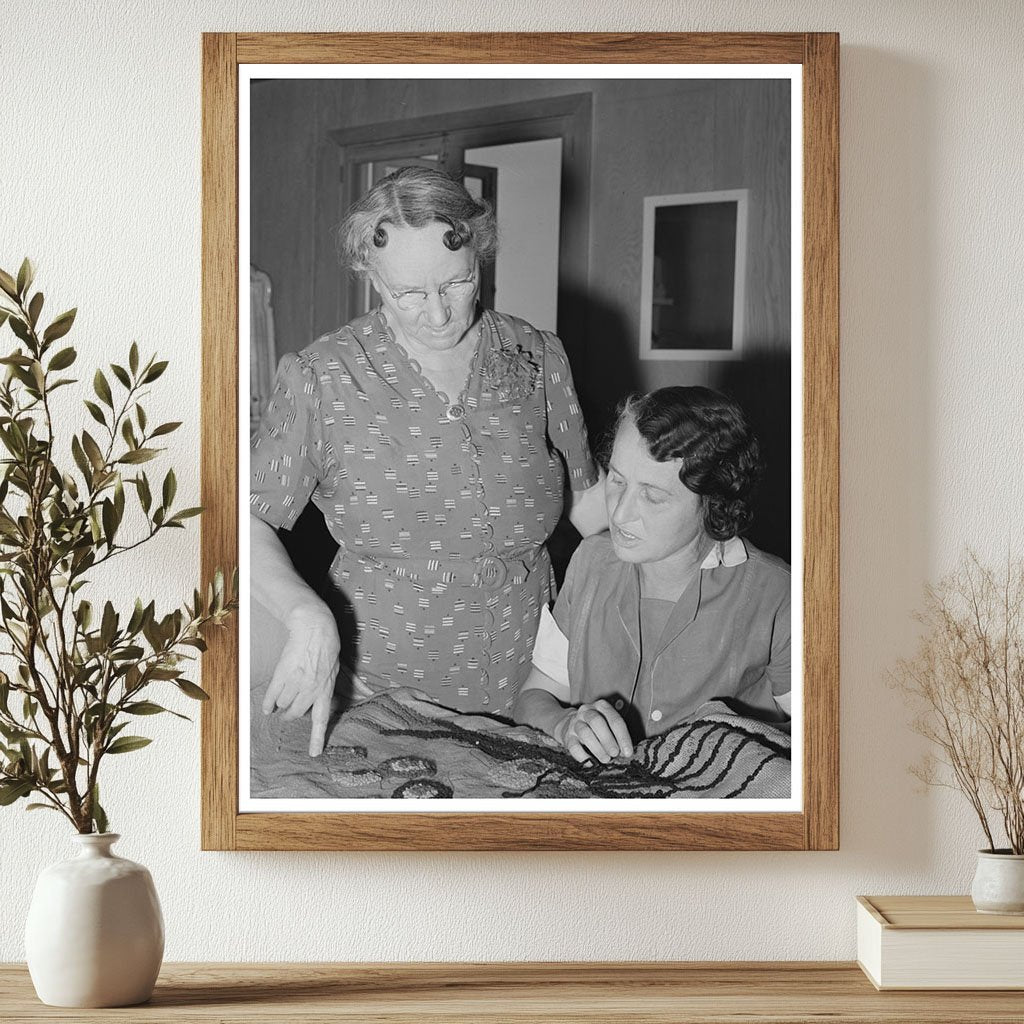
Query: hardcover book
857 895 1024 990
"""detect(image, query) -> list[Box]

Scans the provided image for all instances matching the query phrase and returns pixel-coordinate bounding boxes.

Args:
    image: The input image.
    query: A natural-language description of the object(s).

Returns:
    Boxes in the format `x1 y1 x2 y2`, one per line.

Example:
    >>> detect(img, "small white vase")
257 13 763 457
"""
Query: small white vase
24 833 164 1007
971 849 1024 915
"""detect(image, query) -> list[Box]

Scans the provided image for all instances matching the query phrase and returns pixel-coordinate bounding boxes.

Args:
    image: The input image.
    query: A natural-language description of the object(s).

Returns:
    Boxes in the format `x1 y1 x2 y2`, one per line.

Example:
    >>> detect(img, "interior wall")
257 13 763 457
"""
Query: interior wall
3 0 1024 964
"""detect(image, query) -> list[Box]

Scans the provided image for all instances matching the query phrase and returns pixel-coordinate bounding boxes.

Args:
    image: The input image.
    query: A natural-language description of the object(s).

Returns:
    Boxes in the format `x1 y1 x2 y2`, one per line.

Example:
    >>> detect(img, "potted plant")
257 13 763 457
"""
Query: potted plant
895 552 1024 914
0 259 236 1005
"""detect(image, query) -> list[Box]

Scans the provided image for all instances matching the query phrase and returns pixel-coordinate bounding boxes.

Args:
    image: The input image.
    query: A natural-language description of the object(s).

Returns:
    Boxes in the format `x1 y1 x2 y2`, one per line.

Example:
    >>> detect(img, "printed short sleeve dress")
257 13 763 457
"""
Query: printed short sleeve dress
251 308 598 715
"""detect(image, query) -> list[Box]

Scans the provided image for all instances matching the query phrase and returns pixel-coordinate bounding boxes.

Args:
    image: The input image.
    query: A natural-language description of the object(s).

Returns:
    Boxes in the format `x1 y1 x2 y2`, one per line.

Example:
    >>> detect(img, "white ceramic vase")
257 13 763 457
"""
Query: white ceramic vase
970 849 1024 915
24 833 164 1007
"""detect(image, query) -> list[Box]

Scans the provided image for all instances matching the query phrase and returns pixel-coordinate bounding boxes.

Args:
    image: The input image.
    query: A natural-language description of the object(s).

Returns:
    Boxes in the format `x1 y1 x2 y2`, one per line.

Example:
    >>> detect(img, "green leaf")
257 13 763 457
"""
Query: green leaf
150 421 182 438
147 667 181 680
105 736 152 755
162 468 176 508
142 360 168 384
136 404 147 432
0 779 33 805
100 601 117 647
168 507 203 524
110 644 144 661
71 435 92 483
8 316 32 345
0 352 33 366
83 400 107 427
110 363 131 389
91 785 108 834
118 448 158 465
114 475 125 521
101 498 117 546
126 598 146 635
129 342 139 375
47 346 77 371
42 308 76 344
136 473 152 513
26 803 61 813
124 701 170 716
176 679 210 701
93 369 113 408
16 258 34 298
81 431 105 471
0 429 19 459
0 268 18 300
0 309 9 331
121 418 137 449
27 292 43 328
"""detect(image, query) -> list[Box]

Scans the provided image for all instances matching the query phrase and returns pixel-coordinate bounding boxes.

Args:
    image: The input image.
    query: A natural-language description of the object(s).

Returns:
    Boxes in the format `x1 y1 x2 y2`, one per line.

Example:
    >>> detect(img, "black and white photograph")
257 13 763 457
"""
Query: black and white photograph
242 67 800 810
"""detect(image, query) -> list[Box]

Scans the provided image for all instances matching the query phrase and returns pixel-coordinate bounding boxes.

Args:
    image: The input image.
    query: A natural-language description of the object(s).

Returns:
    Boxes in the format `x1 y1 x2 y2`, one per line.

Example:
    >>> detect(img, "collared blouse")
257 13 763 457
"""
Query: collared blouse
532 534 791 737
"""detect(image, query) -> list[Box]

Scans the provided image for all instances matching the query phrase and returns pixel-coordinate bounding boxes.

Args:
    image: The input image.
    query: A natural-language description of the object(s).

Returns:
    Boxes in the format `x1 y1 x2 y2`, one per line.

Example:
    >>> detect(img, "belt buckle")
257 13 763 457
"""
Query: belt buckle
476 555 507 590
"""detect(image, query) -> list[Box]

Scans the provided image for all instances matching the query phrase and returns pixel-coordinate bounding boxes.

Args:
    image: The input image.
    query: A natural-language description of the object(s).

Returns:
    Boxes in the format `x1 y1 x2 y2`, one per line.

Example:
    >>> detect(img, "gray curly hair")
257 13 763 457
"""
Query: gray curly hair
338 166 498 276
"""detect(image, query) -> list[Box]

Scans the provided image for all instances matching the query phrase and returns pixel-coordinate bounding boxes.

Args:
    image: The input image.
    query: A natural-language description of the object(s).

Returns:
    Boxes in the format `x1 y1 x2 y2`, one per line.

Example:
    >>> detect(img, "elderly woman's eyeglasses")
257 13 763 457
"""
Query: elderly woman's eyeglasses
381 270 478 312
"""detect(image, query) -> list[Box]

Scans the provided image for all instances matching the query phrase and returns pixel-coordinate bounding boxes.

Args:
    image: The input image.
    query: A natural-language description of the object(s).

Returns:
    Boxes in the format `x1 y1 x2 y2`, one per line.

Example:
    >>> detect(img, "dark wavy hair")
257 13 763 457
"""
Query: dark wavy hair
613 386 763 540
338 166 498 276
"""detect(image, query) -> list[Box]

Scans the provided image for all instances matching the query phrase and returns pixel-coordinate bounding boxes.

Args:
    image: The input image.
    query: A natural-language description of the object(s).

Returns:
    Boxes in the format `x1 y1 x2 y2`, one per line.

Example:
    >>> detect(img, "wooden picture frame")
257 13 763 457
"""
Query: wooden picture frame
201 32 839 851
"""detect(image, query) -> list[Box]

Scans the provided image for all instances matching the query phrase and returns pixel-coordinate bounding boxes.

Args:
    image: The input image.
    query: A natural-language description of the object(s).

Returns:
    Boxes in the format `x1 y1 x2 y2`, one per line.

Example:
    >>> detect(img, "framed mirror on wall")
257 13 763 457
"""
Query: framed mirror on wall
639 189 750 361
202 32 839 851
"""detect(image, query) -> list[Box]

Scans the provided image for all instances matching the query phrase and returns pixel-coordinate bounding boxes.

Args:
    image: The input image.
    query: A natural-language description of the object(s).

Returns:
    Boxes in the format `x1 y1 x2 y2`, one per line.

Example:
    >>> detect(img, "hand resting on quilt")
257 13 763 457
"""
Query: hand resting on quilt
552 698 634 765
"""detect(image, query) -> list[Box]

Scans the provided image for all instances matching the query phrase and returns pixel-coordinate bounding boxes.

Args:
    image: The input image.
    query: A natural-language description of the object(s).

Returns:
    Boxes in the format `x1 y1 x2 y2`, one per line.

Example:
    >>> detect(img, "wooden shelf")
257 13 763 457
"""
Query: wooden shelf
3 962 1024 1022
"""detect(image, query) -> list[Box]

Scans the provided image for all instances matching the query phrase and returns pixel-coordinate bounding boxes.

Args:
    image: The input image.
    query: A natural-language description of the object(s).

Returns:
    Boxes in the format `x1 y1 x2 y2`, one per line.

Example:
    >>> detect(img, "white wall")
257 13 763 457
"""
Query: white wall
2 0 1023 962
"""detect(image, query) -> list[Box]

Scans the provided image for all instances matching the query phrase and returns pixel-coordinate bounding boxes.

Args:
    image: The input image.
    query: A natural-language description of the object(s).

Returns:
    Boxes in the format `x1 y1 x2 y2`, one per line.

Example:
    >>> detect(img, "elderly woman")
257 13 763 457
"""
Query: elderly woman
513 386 791 764
251 167 604 756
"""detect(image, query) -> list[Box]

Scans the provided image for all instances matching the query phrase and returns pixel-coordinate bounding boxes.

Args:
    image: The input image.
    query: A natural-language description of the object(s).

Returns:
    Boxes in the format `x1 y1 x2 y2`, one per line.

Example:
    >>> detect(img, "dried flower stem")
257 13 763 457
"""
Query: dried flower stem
895 552 1024 854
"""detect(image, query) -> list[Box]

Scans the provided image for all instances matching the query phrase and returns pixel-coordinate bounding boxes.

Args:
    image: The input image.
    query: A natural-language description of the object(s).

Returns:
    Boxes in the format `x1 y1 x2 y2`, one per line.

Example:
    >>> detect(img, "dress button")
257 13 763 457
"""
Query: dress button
650 709 663 722
446 404 465 421
614 699 625 711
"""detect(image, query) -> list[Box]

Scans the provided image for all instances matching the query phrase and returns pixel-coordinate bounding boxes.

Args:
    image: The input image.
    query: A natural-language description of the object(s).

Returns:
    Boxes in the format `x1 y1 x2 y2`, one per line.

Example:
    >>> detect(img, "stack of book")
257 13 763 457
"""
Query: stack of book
857 895 1024 990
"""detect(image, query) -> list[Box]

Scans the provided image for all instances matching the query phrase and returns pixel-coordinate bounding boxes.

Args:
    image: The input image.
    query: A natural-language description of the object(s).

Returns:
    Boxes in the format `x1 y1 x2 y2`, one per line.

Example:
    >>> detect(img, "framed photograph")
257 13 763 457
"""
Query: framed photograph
639 189 749 361
201 32 839 851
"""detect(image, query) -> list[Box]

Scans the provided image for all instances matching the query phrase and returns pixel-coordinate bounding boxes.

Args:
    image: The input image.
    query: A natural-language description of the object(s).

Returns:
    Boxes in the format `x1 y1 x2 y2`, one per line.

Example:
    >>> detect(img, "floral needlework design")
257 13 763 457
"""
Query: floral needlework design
480 344 541 402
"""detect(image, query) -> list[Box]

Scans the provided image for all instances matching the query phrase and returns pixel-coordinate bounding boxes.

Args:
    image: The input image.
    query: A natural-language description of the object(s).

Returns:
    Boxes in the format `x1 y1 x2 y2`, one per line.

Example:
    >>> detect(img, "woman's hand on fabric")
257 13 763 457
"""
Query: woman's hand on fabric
261 607 341 757
553 699 633 764
566 470 608 537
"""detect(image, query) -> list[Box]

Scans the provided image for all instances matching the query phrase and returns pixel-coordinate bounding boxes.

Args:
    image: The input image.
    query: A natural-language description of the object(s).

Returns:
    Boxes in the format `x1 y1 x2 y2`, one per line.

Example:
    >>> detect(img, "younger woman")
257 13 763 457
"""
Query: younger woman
513 387 791 764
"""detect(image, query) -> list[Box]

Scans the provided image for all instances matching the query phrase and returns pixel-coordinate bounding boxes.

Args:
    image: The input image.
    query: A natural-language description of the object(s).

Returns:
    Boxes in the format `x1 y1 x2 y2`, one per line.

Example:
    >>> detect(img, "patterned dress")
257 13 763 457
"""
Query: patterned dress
250 308 597 715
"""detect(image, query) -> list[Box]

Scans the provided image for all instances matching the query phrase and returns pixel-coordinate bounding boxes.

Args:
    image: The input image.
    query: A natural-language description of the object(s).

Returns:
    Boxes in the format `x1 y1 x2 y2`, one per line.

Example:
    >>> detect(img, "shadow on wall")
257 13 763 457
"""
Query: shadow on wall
834 46 936 868
567 283 644 452
716 351 791 564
